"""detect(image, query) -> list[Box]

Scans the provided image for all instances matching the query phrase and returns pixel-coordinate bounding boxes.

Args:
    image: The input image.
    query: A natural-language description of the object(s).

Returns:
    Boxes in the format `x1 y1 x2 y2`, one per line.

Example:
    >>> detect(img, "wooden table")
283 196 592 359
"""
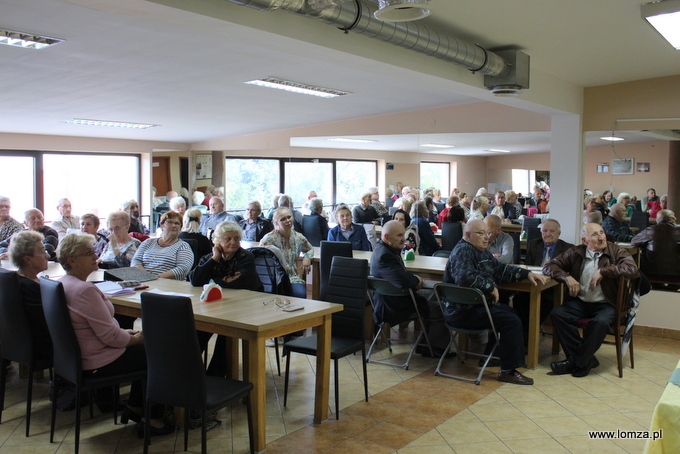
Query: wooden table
644 360 680 454
106 279 341 453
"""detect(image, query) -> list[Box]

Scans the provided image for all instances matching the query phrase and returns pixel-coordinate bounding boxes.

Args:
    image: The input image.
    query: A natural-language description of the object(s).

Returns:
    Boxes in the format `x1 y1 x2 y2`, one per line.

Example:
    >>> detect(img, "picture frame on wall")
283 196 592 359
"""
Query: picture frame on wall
612 158 634 175
637 162 650 173
597 162 609 173
195 154 212 179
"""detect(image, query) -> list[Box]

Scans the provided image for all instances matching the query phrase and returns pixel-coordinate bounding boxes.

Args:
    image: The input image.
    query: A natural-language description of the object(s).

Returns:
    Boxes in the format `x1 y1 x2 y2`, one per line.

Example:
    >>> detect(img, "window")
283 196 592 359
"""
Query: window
43 154 139 221
284 161 333 208
335 160 377 205
511 169 536 196
420 162 450 196
0 155 35 218
224 158 279 211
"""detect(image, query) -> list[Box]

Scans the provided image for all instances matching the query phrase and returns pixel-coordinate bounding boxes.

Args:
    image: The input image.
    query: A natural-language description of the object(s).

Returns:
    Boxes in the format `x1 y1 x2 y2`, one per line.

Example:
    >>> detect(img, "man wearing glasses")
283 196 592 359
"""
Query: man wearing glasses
443 219 547 385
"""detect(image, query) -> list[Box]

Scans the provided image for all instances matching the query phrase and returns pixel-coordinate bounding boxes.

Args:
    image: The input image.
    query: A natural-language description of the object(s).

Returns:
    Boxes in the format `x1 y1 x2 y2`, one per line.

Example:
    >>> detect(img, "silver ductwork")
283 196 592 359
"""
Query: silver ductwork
228 0 512 77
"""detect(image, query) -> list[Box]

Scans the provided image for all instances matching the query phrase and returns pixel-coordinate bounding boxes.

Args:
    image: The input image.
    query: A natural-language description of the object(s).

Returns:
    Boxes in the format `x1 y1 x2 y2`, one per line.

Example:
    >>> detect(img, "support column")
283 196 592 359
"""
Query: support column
549 114 583 244
668 141 680 214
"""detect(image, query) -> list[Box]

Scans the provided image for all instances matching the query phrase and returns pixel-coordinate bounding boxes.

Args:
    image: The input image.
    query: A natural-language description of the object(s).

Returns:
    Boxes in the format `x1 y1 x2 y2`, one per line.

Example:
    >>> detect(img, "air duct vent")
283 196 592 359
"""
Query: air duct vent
374 0 430 22
484 49 530 97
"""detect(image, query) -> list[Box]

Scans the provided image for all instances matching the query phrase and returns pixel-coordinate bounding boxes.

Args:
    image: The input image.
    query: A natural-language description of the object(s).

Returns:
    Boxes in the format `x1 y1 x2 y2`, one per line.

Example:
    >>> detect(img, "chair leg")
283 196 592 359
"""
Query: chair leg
629 335 634 369
246 393 254 454
184 409 190 452
74 386 82 454
201 410 207 454
366 325 384 363
143 401 152 454
274 338 281 376
25 365 34 437
614 329 623 378
283 352 292 407
334 358 339 420
50 380 58 443
88 389 94 419
361 348 368 403
0 358 7 424
112 385 119 425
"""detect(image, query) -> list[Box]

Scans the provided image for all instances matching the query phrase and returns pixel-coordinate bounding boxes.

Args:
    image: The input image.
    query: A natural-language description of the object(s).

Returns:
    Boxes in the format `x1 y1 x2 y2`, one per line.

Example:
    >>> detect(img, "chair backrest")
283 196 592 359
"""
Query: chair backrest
367 277 411 298
247 247 293 296
388 207 399 216
526 227 541 245
433 283 499 339
326 257 368 341
319 241 353 301
432 250 451 258
182 238 200 270
521 217 541 233
441 222 463 251
616 275 637 321
509 231 521 264
0 270 34 364
630 210 649 231
140 293 207 410
39 277 83 385
302 215 323 247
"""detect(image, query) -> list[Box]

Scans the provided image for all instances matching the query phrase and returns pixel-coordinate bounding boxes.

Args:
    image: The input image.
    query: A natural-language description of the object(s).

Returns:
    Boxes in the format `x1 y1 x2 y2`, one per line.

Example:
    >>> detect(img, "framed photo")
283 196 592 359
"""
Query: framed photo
637 162 650 173
596 163 609 173
612 158 634 175
195 154 212 179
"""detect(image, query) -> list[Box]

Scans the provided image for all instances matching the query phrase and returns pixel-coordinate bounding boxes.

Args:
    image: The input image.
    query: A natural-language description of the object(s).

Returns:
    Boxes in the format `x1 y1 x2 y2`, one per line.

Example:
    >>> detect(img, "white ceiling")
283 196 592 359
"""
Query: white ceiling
1 0 678 154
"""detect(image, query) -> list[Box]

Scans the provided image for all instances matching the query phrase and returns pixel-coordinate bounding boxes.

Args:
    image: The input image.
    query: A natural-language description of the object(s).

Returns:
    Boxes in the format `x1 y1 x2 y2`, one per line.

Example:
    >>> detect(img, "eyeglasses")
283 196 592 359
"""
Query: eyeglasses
74 249 97 257
263 297 291 308
163 221 181 226
474 231 493 237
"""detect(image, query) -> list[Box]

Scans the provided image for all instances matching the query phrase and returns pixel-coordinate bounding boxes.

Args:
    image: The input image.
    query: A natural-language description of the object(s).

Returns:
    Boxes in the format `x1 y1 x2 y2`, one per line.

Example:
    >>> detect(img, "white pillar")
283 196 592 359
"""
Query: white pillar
550 114 583 244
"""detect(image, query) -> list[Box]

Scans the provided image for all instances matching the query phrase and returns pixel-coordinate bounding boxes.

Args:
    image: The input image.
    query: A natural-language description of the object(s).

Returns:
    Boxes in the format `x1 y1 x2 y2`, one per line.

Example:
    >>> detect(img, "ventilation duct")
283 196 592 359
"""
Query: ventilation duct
374 0 430 22
228 0 514 77
483 49 530 96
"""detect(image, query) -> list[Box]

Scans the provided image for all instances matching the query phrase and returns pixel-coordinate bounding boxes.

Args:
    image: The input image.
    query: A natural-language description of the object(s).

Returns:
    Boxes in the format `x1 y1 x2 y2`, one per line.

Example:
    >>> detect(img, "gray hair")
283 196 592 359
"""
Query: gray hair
212 220 243 243
9 230 44 268
410 200 429 219
368 186 379 195
278 195 293 208
0 196 9 204
248 200 262 212
192 191 205 206
542 218 561 231
617 192 630 202
609 203 625 215
182 208 203 233
121 199 137 211
657 209 676 223
81 213 100 229
56 233 95 271
169 196 186 210
308 197 323 214
107 210 130 227
360 191 372 201
333 204 351 221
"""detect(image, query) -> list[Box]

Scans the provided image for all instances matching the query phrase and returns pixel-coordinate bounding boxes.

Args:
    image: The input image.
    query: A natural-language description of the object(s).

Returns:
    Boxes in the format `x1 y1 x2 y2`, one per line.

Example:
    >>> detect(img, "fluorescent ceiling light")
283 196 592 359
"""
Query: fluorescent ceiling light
0 28 63 49
245 77 349 98
642 0 680 49
600 136 625 141
485 148 511 153
421 143 455 148
326 138 376 143
65 119 159 129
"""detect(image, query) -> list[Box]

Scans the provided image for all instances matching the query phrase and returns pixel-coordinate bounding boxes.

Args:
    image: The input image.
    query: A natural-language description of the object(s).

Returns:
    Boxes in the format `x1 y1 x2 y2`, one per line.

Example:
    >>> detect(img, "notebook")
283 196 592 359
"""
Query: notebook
103 267 159 283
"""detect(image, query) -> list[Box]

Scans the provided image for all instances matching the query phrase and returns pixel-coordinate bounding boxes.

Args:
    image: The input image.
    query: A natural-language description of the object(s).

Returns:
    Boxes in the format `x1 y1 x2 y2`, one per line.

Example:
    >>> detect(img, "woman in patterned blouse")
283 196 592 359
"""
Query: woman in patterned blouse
259 207 313 298
0 196 24 243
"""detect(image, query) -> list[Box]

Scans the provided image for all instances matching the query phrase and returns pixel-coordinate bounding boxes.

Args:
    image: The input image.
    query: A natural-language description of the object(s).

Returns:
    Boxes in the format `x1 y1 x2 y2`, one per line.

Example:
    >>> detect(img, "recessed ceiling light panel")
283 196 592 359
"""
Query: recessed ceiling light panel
327 138 376 143
600 136 625 141
245 77 349 98
421 143 455 148
0 28 63 49
642 0 680 49
485 148 511 153
65 119 159 129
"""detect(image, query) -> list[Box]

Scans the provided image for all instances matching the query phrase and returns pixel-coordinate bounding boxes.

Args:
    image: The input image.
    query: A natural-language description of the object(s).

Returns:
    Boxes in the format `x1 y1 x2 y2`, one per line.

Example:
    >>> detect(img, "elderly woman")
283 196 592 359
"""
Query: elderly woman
446 206 466 223
265 193 281 220
646 193 664 219
468 196 490 221
55 234 170 433
327 204 371 251
239 200 274 242
178 208 213 259
304 197 329 239
132 211 193 280
505 190 522 217
259 207 314 298
8 230 52 354
392 209 419 253
603 190 617 207
617 192 634 217
411 201 441 256
80 213 108 256
0 196 24 243
583 196 598 224
169 196 186 216
98 211 141 269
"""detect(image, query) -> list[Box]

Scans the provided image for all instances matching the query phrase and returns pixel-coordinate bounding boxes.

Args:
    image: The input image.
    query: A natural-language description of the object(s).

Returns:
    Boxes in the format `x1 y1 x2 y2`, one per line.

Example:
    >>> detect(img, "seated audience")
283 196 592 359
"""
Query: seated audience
200 197 235 238
544 223 638 377
265 193 282 220
300 190 317 216
586 211 603 225
437 195 458 228
487 191 517 221
353 191 379 225
385 186 396 208
423 196 438 224
0 209 58 260
369 186 389 220
594 193 609 217
0 196 24 242
327 204 372 251
259 207 314 299
647 194 666 220
617 192 634 217
468 196 490 221
278 195 304 232
393 196 412 216
444 219 547 385
484 214 514 264
401 185 411 199
459 192 470 217
582 196 598 224
505 190 523 217
178 208 213 260
169 196 186 217
80 213 108 255
122 199 147 235
303 197 329 239
392 208 419 253
411 201 441 256
154 190 177 212
526 188 548 213
446 206 466 223
642 187 658 210
631 209 680 277
132 211 193 280
8 230 52 355
602 203 634 242
98 211 141 269
52 198 80 240
239 200 274 242
191 191 205 208
603 190 617 207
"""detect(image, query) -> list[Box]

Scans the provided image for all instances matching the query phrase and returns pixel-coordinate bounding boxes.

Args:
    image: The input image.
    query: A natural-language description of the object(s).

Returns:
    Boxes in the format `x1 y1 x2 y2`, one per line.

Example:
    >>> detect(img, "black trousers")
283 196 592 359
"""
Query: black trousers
86 344 146 408
550 299 615 368
445 303 525 370
197 332 229 377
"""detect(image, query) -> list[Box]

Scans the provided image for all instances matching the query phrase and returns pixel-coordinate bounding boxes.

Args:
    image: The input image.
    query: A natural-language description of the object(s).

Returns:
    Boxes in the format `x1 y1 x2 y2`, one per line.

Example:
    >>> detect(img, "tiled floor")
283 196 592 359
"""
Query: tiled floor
1 329 678 453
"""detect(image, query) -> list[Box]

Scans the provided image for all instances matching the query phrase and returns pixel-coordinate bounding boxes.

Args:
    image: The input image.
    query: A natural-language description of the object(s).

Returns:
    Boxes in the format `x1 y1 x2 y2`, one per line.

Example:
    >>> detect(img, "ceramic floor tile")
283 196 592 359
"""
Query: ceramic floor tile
554 435 628 453
370 388 427 407
436 421 500 444
532 415 595 437
409 396 469 418
484 419 551 440
398 444 454 454
275 426 347 453
353 421 422 449
323 437 395 454
504 437 570 453
446 441 512 454
311 413 378 437
383 407 449 432
469 402 527 421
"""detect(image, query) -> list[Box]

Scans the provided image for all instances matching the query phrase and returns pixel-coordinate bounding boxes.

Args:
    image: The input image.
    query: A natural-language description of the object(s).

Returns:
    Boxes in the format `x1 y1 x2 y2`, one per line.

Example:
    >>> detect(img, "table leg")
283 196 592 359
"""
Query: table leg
314 314 332 423
312 261 320 300
225 337 239 380
552 283 563 353
526 286 541 369
244 337 267 453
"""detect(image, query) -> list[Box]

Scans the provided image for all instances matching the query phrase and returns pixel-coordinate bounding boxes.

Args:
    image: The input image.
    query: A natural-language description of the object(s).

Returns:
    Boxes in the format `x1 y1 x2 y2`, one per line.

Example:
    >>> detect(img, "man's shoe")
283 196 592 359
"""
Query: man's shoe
550 358 575 375
571 357 600 378
478 357 501 367
497 370 534 385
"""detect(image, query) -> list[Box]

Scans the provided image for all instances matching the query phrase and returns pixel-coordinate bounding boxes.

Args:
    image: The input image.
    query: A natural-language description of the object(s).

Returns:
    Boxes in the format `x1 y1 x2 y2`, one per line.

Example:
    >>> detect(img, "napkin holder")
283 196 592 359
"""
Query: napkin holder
200 280 223 302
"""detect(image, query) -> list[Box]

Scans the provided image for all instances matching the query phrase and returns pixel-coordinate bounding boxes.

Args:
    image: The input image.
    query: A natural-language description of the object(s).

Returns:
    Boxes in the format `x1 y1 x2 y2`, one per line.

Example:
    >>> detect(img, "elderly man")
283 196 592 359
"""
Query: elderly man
487 191 517 221
401 185 411 199
602 203 634 242
169 196 187 216
239 200 274 242
200 197 235 238
0 196 24 242
444 219 548 385
0 209 59 260
122 199 147 234
353 191 380 225
484 214 514 264
300 190 317 216
544 223 638 377
155 190 178 212
51 198 80 239
631 209 680 278
370 220 450 358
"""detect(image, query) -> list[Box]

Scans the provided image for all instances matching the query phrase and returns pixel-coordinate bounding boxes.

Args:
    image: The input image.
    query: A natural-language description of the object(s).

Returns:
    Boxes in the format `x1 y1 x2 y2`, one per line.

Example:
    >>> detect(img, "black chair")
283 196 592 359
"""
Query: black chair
0 270 52 436
40 277 147 454
630 210 650 232
434 201 446 213
526 227 541 245
302 215 324 247
181 238 200 270
282 257 369 419
140 293 254 454
509 231 521 264
432 250 451 258
248 247 293 375
433 283 500 385
319 241 353 301
521 217 541 233
441 222 463 251
388 207 399 216
366 277 433 370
